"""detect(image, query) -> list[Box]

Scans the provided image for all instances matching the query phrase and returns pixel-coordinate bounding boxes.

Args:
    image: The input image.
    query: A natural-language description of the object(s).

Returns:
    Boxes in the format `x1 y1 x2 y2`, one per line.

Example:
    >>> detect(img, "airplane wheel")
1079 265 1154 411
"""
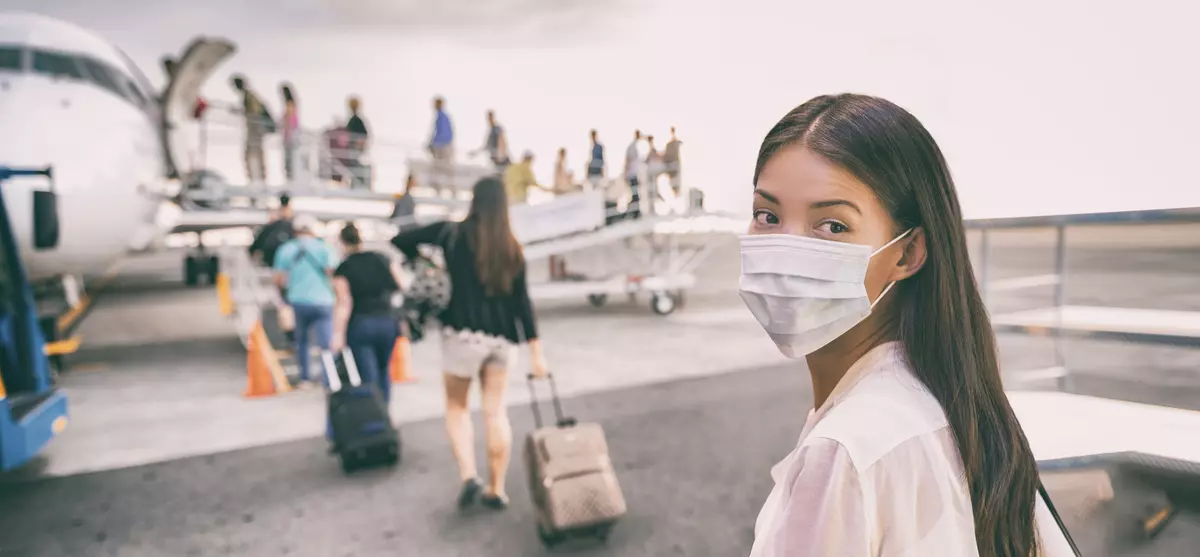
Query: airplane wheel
184 256 198 287
587 294 608 308
205 256 220 285
672 290 687 311
651 293 676 316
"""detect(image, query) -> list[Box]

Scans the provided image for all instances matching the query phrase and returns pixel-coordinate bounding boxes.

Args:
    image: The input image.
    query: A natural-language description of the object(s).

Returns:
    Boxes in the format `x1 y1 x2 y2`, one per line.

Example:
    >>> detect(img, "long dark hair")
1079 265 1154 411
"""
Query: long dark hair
465 177 524 296
754 94 1041 557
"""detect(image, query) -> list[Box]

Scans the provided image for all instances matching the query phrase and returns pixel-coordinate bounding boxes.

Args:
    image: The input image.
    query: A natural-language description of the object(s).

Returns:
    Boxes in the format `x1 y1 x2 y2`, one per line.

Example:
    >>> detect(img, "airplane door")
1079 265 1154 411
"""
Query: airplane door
161 38 236 179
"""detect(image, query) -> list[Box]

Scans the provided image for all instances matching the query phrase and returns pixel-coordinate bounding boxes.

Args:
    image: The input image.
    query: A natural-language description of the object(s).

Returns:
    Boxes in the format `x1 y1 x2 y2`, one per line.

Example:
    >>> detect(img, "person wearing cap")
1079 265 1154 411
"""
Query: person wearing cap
502 150 545 205
273 215 339 388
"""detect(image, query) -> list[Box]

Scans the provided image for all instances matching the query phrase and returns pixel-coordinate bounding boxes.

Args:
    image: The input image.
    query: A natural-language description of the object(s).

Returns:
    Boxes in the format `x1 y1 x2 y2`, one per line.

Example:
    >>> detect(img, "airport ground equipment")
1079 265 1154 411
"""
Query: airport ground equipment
0 167 68 471
519 197 740 316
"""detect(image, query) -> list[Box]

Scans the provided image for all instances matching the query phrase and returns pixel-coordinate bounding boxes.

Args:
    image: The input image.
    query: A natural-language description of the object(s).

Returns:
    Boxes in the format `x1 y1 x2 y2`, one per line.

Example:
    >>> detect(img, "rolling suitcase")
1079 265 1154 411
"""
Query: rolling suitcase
323 349 400 474
523 373 627 548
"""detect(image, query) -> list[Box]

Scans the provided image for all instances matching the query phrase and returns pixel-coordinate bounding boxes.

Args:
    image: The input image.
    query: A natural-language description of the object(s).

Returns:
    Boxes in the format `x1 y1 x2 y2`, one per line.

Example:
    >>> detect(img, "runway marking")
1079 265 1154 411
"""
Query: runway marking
69 363 110 373
56 259 127 333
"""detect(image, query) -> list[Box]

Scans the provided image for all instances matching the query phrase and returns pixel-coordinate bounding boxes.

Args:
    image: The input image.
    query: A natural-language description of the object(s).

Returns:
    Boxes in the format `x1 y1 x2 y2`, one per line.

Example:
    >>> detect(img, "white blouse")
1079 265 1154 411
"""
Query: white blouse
750 341 1077 557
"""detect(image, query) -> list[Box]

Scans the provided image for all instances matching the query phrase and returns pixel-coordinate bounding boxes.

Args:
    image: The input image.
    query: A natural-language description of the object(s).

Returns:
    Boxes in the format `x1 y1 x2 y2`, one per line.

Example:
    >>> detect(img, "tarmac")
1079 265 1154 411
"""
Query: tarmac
1 223 1199 556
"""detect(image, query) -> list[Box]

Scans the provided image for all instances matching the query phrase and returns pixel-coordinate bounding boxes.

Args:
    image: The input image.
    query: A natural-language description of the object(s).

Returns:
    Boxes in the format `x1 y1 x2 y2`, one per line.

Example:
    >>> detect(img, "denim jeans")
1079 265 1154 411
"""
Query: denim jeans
292 303 332 383
347 315 401 404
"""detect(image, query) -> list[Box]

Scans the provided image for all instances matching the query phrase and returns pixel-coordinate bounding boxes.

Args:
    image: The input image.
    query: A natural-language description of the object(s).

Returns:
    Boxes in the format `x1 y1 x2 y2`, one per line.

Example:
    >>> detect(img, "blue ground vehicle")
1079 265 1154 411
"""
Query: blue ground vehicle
0 167 67 471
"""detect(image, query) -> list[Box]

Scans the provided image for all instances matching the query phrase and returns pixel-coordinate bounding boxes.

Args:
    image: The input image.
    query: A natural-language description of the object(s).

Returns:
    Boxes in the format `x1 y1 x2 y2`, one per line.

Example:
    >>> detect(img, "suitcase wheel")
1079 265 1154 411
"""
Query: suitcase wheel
537 524 564 548
339 454 357 474
593 523 613 543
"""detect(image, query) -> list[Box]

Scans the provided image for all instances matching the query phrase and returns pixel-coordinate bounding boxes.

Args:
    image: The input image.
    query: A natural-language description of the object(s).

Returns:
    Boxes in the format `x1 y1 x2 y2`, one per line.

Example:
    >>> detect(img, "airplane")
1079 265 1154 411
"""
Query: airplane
0 11 466 303
0 11 244 293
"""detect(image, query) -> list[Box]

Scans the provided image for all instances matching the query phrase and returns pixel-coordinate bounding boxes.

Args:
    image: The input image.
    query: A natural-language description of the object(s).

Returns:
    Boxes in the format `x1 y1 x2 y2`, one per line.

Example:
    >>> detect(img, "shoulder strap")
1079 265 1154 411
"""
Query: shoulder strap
1039 482 1082 556
291 243 329 277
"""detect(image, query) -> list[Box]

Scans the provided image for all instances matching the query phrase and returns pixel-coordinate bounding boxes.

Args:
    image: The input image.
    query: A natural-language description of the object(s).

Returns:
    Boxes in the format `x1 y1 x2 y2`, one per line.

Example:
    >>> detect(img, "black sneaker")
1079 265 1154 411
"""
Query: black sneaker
457 478 482 509
480 493 509 511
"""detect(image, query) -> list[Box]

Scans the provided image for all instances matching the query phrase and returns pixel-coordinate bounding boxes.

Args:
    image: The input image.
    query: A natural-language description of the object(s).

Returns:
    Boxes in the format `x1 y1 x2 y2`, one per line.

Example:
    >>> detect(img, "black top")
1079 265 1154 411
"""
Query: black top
247 218 294 268
391 220 538 344
334 251 398 317
346 115 368 137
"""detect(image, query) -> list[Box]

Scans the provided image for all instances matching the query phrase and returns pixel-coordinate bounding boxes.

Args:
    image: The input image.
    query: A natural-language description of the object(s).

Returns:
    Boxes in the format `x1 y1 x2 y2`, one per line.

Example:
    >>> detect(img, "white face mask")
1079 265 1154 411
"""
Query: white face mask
738 229 913 359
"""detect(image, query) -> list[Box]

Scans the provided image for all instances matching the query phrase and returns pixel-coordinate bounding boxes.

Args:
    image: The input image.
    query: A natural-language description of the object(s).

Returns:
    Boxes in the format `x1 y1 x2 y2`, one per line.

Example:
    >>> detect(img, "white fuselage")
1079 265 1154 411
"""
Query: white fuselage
0 12 167 281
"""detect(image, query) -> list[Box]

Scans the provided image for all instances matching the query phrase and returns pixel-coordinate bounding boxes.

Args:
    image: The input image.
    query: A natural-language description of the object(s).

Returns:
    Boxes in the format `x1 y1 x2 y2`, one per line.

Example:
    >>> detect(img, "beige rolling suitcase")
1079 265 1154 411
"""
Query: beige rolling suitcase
523 373 627 548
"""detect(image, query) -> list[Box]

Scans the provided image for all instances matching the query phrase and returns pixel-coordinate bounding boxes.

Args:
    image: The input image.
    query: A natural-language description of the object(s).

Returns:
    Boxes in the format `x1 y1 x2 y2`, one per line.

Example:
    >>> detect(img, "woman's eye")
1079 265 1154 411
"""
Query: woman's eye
753 210 779 227
818 220 849 234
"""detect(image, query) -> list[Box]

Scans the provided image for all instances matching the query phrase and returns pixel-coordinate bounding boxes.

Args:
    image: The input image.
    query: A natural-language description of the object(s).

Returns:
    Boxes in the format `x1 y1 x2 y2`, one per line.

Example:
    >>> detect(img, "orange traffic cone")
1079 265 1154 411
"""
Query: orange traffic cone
389 337 417 384
244 321 291 397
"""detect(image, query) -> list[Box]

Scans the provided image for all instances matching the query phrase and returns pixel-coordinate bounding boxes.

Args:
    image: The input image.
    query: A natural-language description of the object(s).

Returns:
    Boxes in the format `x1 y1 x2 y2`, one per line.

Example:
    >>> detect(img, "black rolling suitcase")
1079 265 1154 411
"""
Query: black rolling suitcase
323 349 400 473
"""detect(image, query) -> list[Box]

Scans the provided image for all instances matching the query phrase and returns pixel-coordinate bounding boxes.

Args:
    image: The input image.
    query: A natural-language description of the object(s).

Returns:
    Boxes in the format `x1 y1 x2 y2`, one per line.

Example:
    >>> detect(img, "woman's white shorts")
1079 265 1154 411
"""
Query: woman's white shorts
440 327 519 379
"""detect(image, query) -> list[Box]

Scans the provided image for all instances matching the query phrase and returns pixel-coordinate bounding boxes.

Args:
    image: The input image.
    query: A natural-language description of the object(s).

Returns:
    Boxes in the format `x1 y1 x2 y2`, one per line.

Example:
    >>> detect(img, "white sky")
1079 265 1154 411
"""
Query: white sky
9 0 1200 219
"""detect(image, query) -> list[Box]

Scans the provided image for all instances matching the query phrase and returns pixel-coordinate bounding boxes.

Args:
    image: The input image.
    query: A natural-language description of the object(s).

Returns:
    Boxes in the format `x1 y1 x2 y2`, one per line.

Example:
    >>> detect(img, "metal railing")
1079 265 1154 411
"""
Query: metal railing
179 103 702 219
966 207 1200 391
221 244 279 349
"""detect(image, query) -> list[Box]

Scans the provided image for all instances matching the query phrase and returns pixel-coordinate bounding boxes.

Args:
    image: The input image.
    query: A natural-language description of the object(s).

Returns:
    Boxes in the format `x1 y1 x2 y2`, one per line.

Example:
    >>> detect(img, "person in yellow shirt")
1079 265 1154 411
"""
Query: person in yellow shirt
503 150 545 204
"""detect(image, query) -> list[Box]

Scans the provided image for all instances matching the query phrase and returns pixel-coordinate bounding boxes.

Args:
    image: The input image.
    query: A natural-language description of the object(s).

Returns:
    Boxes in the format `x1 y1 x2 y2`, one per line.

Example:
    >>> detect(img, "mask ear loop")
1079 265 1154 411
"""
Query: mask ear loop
869 279 899 309
867 228 915 309
870 228 915 258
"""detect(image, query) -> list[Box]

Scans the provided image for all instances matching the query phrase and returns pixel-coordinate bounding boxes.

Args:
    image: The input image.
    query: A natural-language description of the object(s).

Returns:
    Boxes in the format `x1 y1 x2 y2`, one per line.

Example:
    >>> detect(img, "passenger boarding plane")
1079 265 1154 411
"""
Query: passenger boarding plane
0 11 239 288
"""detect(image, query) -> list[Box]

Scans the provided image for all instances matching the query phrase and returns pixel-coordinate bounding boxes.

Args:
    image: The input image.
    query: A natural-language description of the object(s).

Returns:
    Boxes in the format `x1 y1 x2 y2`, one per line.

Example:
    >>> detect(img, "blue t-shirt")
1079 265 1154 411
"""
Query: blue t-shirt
588 142 604 175
432 110 454 148
273 237 337 306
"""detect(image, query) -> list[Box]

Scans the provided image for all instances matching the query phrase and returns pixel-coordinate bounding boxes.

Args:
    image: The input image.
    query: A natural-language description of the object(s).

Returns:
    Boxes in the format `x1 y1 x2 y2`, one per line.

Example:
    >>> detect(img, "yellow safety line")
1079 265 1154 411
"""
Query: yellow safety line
55 259 125 333
55 294 90 332
44 336 82 356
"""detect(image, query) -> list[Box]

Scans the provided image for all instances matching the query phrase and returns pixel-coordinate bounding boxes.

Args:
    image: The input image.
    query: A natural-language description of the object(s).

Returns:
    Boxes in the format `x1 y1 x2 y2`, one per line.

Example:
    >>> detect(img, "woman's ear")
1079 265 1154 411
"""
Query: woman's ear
891 227 927 282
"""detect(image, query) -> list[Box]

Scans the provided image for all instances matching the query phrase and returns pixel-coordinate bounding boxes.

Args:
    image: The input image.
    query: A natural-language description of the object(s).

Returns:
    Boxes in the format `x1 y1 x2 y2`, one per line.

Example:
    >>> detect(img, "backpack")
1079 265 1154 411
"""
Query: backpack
260 103 277 134
248 92 277 134
251 219 295 267
402 224 458 340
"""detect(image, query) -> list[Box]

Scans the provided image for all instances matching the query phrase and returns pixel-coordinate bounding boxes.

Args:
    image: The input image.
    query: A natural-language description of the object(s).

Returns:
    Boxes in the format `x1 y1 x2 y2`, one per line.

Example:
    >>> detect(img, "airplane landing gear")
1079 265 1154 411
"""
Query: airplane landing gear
185 239 219 287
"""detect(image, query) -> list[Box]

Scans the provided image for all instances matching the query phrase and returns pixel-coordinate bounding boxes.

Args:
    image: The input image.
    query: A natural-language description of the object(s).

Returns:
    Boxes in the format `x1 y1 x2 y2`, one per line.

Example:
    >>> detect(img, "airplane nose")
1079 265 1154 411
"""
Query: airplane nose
0 81 83 171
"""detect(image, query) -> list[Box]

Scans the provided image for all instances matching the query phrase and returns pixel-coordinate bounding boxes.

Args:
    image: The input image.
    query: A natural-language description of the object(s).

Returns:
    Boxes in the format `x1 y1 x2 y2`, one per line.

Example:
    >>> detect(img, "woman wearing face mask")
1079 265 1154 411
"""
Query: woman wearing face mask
742 94 1077 557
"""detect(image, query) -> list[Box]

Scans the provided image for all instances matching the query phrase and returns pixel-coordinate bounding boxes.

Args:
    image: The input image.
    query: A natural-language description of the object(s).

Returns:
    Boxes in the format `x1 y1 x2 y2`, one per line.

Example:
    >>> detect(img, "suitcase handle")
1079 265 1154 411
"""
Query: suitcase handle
322 349 362 392
526 373 575 429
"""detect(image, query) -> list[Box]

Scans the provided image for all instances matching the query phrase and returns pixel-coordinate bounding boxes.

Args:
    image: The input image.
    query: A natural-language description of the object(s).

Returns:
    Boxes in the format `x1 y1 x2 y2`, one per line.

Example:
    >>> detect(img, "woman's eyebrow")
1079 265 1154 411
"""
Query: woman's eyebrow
811 199 862 214
753 189 780 204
